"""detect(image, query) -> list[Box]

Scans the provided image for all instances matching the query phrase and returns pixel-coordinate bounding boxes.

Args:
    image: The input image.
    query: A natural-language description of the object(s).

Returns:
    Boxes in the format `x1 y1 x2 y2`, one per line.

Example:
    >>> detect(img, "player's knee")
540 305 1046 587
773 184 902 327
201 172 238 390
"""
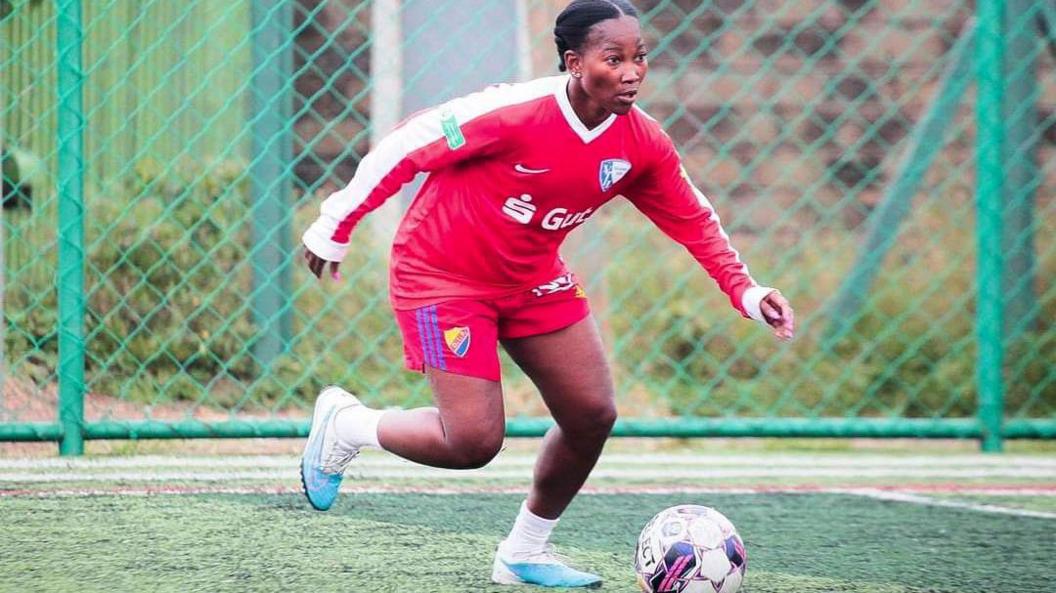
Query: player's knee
448 430 504 469
593 402 618 435
450 441 502 469
565 400 617 440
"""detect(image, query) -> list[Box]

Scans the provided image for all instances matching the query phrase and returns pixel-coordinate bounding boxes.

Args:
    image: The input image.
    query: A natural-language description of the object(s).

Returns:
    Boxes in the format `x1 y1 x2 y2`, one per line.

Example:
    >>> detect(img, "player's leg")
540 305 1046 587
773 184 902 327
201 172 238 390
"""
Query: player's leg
491 314 615 588
501 315 616 519
301 301 507 510
300 371 505 509
376 368 505 469
376 300 508 467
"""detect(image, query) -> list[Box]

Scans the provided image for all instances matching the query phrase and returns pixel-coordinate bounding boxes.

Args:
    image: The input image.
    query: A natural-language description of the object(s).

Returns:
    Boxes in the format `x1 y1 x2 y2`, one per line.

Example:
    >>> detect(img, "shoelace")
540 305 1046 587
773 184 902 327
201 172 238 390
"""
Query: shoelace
322 444 359 474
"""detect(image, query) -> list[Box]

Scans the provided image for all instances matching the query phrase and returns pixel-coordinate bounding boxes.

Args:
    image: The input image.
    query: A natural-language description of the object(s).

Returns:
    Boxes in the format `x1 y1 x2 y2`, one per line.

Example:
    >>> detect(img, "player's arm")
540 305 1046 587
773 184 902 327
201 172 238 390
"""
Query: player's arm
301 93 503 270
624 138 794 341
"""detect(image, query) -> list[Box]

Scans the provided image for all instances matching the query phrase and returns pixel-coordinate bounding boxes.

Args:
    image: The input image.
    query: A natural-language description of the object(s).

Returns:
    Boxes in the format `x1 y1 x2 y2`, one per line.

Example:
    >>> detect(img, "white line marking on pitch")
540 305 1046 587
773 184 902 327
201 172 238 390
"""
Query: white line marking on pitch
845 489 1056 519
3 485 1056 519
2 454 1055 470
2 467 1056 483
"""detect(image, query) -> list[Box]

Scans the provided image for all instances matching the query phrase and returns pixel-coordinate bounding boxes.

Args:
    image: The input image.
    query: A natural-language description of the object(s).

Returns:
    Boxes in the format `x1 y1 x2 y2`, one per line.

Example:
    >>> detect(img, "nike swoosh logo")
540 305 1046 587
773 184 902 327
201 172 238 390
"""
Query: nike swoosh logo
514 164 550 174
304 407 335 484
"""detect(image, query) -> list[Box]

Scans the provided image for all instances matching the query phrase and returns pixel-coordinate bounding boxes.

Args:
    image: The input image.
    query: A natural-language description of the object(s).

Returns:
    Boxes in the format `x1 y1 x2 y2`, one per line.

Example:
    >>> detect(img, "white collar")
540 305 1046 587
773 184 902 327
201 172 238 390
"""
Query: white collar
553 75 618 143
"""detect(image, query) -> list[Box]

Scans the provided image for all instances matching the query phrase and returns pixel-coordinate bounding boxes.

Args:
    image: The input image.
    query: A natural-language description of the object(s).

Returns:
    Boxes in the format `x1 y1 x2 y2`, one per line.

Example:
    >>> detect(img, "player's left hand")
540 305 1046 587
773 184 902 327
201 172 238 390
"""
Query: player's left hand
760 290 794 342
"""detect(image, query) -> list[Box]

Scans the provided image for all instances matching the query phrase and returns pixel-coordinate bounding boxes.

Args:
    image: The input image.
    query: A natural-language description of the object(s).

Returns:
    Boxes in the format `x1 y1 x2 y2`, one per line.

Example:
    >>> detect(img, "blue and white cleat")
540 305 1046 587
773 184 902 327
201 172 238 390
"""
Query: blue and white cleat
300 386 364 511
492 542 603 588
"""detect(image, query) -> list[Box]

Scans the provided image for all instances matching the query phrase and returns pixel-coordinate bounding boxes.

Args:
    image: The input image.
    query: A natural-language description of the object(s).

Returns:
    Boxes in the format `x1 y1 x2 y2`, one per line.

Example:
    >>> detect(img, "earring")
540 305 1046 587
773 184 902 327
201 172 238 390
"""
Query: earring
572 71 582 78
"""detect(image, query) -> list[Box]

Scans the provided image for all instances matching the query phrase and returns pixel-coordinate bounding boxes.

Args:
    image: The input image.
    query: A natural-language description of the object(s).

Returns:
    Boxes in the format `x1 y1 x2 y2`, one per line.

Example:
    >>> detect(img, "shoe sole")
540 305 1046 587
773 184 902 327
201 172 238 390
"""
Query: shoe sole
298 463 314 509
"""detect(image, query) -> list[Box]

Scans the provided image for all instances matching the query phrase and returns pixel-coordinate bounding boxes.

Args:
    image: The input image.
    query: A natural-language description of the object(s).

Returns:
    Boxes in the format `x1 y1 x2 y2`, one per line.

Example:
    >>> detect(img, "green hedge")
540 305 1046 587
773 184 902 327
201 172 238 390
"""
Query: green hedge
3 164 1054 419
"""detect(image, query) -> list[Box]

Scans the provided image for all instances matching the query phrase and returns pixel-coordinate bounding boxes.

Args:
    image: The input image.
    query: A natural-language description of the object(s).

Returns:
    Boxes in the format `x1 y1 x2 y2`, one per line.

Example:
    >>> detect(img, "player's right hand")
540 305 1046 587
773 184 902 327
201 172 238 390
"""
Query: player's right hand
760 290 794 342
303 246 341 281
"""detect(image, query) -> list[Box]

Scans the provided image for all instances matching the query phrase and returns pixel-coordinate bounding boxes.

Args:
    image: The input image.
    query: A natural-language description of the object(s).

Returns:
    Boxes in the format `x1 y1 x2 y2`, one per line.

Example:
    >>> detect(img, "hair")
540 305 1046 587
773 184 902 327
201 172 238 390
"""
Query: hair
553 0 639 72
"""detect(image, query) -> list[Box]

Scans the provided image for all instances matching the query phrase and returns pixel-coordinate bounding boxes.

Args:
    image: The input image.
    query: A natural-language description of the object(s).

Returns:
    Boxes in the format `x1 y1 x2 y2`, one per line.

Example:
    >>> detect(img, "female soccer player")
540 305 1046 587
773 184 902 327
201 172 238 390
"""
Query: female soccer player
300 0 794 587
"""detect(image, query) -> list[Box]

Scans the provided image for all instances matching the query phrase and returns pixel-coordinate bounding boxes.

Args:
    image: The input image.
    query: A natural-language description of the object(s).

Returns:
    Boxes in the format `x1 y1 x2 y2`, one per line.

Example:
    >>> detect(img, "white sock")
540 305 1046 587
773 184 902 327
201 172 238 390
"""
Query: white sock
334 405 385 450
502 501 558 556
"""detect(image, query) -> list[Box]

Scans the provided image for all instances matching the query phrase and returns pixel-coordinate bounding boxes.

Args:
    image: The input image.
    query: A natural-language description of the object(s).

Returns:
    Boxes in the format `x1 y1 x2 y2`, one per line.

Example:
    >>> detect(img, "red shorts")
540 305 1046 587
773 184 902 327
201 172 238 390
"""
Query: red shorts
394 273 591 381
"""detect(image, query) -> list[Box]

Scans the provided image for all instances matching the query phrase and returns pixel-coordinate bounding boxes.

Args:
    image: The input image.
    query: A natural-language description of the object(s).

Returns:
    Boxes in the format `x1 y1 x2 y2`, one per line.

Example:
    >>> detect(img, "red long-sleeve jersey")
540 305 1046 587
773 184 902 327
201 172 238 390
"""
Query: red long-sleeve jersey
302 75 772 322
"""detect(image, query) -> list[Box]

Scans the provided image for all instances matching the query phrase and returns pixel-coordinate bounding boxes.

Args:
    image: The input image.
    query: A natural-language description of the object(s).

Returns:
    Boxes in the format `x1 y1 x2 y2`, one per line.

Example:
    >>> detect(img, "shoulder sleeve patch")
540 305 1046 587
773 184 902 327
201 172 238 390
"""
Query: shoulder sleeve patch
439 109 466 150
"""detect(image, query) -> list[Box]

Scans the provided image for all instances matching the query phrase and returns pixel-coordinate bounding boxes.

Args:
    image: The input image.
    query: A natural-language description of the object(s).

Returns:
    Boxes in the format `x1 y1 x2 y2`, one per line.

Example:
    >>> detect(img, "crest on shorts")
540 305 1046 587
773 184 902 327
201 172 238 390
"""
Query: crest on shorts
599 158 631 192
443 326 471 358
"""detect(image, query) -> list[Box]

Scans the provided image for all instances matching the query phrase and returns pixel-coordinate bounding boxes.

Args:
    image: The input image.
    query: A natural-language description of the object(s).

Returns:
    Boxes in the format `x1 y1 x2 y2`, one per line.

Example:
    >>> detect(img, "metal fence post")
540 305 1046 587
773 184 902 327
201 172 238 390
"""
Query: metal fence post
975 0 1007 453
250 0 294 365
56 0 86 456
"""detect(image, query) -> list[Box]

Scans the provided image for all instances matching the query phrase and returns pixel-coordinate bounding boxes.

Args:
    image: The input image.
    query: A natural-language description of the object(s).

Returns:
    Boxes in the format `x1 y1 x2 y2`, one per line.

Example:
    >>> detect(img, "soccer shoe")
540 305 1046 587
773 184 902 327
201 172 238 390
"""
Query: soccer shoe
491 542 603 588
300 386 365 511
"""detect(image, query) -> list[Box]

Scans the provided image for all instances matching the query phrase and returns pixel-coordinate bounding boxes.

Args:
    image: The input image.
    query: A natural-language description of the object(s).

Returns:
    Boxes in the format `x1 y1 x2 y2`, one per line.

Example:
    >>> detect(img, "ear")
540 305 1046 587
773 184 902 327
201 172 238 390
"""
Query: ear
563 49 582 75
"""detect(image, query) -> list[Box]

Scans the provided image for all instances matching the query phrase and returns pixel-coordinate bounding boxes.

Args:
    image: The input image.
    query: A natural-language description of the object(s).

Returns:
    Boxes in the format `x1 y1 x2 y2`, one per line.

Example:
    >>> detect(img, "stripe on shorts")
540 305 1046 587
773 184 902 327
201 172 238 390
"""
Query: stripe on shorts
429 305 446 370
415 308 433 367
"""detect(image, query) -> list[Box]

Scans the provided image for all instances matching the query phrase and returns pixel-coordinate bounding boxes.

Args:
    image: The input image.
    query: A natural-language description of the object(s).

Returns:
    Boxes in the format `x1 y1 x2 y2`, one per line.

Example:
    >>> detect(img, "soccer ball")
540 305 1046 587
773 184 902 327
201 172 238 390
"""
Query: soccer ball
634 505 747 593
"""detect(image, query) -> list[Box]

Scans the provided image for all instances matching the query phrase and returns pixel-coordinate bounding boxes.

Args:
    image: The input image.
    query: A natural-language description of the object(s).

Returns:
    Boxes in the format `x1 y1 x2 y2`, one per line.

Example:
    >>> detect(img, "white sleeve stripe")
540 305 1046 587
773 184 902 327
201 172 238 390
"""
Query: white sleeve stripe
688 182 755 283
319 76 565 229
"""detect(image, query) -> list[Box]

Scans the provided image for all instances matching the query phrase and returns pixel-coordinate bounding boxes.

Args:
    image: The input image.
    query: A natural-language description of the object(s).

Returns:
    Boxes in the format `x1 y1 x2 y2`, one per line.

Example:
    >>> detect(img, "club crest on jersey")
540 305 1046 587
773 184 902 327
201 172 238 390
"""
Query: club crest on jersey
443 327 471 358
599 159 631 192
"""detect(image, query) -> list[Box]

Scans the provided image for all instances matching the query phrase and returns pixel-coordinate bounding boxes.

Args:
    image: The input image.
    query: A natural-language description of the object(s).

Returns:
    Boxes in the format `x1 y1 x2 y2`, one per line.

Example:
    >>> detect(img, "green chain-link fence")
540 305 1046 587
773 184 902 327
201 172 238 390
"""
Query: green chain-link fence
2 0 1054 454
